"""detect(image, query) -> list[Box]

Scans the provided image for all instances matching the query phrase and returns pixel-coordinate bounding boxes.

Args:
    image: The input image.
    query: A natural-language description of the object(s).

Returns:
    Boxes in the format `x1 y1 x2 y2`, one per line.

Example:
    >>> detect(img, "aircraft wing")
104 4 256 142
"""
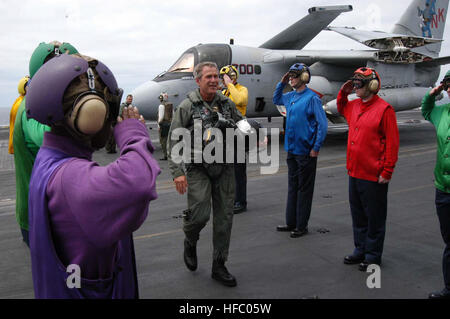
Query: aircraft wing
278 49 377 67
259 5 353 50
326 27 442 50
418 55 450 67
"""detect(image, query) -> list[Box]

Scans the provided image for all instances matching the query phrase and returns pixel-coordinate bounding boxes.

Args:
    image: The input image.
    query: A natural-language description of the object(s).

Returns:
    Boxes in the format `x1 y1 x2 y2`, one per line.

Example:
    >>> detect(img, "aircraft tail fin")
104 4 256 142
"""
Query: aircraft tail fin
392 0 449 57
259 5 352 50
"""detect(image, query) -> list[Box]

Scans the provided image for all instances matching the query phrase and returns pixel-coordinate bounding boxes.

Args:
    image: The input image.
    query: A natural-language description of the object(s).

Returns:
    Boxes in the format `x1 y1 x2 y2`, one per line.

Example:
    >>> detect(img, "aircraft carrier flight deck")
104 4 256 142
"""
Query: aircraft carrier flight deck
0 109 445 299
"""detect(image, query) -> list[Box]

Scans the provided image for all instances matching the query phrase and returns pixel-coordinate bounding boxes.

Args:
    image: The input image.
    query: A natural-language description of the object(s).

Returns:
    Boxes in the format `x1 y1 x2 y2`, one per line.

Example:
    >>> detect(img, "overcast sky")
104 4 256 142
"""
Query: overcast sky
0 0 449 108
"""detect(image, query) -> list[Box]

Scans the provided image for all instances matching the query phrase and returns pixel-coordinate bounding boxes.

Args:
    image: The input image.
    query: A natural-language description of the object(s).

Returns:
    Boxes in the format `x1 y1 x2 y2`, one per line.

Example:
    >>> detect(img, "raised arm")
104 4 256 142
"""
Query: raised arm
48 117 160 248
337 80 353 119
422 84 444 125
272 72 290 106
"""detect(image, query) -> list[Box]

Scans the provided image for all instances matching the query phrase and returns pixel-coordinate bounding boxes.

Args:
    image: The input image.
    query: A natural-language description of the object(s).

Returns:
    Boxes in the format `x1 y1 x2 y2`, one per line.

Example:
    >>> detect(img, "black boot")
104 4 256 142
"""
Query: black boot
183 239 197 271
429 288 450 299
233 202 247 214
212 259 237 287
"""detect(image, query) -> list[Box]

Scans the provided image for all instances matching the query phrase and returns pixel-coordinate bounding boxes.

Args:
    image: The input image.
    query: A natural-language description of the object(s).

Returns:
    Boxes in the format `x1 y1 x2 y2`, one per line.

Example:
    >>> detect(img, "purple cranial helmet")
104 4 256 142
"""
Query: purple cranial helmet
26 54 123 129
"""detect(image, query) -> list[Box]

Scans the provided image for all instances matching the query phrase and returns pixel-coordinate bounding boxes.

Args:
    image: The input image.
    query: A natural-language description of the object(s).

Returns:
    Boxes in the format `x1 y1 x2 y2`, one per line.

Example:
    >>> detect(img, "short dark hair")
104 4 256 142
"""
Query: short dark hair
127 94 133 99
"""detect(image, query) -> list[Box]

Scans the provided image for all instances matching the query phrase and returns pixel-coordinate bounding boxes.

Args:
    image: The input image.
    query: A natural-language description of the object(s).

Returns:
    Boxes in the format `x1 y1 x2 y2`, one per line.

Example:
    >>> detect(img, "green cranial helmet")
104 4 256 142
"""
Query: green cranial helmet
29 41 78 78
444 70 450 81
441 70 450 90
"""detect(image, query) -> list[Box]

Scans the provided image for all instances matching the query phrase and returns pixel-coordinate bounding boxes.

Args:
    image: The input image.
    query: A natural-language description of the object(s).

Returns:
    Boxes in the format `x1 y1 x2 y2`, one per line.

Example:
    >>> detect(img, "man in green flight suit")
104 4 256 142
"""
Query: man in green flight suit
168 61 243 287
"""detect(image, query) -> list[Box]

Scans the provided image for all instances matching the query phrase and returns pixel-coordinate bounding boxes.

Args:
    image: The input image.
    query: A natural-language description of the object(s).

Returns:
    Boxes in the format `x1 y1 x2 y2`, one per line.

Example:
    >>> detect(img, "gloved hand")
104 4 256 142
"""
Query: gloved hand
340 80 353 95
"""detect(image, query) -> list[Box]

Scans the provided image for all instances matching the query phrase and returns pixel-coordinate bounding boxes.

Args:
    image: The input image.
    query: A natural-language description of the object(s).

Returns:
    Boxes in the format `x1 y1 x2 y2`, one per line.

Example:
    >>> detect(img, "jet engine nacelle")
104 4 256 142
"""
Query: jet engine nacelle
309 76 343 104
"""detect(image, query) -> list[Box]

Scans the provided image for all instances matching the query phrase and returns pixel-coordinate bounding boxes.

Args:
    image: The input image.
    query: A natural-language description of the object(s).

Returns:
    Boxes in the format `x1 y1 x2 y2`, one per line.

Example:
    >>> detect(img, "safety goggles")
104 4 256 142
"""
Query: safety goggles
350 77 369 89
442 79 450 91
288 72 301 78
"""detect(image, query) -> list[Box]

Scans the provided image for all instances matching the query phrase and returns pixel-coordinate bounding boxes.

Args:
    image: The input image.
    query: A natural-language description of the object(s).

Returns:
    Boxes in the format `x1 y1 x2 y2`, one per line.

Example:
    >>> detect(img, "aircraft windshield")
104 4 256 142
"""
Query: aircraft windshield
153 44 231 82
167 52 194 73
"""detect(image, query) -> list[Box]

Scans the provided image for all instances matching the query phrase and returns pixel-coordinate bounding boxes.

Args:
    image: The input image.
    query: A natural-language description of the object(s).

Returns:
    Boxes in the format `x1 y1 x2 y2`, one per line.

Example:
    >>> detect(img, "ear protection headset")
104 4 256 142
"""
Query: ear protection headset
67 90 108 136
66 65 112 136
26 54 122 140
300 70 310 83
353 67 381 93
289 63 310 84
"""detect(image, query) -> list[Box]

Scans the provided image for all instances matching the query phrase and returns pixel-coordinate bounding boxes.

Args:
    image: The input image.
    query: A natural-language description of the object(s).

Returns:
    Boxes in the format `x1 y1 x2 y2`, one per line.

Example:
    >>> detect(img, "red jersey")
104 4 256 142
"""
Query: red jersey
337 91 399 182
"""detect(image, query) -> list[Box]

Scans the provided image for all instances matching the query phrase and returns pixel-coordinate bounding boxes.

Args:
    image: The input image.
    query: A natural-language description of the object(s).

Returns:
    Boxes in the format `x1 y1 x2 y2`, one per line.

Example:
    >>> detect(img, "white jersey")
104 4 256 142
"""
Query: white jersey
157 104 165 128
158 103 174 128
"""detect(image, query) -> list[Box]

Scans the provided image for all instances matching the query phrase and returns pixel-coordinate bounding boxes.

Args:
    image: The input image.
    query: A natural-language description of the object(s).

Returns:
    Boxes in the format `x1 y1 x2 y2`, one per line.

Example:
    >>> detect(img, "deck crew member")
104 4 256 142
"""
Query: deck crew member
421 70 450 299
338 67 399 271
157 92 173 160
273 63 328 238
8 76 29 154
26 53 160 298
13 41 78 246
220 65 249 214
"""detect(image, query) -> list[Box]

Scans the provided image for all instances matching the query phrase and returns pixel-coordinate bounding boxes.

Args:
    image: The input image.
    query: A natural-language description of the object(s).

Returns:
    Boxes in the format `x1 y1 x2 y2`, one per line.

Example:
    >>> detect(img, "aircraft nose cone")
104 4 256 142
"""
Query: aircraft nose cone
131 81 165 121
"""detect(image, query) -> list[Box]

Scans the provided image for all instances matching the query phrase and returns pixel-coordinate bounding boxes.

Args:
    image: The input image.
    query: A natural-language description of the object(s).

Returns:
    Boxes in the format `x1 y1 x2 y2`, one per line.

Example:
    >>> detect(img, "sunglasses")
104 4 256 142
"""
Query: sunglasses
288 72 301 78
442 80 450 91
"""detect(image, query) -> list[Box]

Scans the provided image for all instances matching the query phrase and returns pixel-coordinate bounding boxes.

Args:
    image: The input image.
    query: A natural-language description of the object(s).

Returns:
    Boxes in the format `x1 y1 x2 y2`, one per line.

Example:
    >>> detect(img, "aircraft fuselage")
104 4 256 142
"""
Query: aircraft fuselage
132 43 441 122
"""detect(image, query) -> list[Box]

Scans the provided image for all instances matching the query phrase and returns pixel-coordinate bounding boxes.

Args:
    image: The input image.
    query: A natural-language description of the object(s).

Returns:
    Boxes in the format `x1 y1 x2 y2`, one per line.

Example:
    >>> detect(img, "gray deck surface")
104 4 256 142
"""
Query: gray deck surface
0 110 445 299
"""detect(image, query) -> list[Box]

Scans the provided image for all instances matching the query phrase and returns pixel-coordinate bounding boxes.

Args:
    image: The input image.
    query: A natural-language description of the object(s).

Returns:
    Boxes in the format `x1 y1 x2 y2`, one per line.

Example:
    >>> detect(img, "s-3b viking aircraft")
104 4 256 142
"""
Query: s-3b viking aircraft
131 0 449 124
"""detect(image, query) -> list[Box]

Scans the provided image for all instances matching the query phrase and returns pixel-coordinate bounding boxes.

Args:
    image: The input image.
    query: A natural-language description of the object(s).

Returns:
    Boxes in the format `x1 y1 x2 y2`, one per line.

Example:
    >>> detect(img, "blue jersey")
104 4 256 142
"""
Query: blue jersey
273 82 328 155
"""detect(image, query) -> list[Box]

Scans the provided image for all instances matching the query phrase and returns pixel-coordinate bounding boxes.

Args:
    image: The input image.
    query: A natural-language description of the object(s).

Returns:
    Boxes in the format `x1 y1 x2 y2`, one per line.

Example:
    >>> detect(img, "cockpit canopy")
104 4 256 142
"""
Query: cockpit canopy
154 44 231 82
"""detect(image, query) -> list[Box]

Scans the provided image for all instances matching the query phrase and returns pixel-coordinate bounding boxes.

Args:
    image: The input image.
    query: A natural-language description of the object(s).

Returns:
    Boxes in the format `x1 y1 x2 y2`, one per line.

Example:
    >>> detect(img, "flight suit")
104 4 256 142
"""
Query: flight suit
13 99 51 245
168 89 242 261
158 102 173 160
